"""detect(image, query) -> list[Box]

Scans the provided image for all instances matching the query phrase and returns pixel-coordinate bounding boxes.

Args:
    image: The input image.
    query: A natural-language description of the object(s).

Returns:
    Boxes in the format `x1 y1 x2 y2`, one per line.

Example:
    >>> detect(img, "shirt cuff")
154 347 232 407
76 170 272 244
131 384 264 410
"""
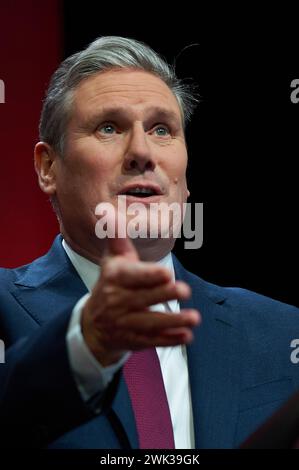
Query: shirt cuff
66 293 130 404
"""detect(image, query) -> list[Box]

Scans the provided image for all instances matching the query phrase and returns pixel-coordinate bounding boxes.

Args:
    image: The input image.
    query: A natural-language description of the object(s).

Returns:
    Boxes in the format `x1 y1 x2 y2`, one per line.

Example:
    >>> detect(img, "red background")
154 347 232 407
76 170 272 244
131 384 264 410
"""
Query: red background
0 0 62 267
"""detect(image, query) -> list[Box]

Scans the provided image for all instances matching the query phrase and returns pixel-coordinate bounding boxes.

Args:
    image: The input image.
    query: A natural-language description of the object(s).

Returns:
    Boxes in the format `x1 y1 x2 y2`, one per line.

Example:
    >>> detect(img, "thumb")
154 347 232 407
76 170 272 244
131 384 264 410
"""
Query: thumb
106 211 139 261
107 236 139 261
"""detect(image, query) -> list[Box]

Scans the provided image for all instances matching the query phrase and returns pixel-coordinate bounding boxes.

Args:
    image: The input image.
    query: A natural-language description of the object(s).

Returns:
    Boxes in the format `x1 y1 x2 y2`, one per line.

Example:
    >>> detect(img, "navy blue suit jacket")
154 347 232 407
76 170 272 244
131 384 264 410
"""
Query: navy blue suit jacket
0 235 299 448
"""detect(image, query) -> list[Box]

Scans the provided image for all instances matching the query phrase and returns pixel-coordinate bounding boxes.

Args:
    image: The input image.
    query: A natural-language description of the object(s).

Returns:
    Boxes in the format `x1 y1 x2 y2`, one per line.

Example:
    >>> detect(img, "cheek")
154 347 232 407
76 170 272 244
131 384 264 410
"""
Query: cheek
55 160 112 212
175 177 189 202
67 136 117 171
165 148 188 196
62 142 118 189
165 144 188 174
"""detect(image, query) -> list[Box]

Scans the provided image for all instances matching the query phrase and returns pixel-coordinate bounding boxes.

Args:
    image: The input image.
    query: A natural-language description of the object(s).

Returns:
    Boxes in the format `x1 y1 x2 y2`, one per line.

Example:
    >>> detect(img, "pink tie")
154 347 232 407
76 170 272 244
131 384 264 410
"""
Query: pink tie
123 348 175 449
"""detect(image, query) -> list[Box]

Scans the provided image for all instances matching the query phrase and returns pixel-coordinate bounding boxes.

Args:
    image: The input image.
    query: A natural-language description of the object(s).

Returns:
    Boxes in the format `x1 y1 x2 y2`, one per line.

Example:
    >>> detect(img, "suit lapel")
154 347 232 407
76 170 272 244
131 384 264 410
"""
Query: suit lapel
111 375 139 448
11 235 88 325
173 255 241 448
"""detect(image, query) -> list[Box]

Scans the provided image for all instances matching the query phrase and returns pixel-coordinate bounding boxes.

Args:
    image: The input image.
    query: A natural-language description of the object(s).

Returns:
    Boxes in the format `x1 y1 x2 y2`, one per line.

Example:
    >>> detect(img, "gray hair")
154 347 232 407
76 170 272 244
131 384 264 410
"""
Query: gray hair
39 36 199 155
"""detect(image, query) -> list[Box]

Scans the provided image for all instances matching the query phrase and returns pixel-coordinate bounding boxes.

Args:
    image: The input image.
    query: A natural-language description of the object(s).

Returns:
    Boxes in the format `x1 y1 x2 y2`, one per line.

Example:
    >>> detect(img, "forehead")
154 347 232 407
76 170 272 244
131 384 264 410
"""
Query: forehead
71 68 182 120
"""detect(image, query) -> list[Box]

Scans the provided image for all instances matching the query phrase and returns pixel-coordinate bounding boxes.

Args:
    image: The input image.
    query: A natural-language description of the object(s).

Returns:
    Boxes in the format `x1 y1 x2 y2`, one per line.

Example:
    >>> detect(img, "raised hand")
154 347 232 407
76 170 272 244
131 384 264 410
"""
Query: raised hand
82 231 201 366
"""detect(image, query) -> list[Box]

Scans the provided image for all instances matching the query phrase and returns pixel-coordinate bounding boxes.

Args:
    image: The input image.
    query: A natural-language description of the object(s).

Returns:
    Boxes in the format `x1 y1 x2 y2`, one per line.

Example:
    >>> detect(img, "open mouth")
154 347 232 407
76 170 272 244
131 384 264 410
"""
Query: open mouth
118 184 163 199
122 188 158 198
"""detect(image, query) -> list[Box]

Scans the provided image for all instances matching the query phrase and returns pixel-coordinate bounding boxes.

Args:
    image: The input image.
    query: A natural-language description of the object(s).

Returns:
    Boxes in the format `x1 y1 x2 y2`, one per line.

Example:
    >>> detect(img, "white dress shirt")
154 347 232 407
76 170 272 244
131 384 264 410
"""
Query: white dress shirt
63 239 195 449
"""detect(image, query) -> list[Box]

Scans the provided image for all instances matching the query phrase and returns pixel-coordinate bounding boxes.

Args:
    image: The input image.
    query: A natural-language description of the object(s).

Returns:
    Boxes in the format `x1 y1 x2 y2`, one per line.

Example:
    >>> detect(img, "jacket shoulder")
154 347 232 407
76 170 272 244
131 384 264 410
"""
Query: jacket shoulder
174 256 299 321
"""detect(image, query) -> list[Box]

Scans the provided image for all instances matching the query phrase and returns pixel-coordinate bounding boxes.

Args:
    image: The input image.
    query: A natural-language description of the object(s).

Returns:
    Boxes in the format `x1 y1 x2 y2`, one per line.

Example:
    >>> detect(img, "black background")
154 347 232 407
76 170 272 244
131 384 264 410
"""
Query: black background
63 4 298 307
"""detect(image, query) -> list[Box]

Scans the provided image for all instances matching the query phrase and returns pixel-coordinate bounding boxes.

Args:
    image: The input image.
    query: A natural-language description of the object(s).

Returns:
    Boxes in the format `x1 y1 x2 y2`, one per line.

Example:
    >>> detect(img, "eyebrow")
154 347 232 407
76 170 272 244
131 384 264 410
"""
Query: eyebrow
85 105 182 128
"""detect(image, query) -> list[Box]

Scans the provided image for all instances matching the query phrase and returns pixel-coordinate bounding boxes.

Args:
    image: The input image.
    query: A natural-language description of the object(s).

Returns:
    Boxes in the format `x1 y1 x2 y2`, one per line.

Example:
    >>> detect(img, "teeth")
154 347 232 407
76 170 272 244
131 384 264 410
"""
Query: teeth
126 187 155 195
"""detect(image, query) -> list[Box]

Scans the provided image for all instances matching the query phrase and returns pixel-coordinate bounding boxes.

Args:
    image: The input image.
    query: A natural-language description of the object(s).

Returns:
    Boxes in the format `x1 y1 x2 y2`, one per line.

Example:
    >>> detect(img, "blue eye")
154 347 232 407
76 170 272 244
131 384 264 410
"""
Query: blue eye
155 126 170 136
99 124 116 134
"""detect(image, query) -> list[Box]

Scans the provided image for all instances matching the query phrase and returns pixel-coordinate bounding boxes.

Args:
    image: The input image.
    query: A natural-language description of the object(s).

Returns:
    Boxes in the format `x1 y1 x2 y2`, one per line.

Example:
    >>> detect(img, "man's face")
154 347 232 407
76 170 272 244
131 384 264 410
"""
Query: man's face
52 68 189 259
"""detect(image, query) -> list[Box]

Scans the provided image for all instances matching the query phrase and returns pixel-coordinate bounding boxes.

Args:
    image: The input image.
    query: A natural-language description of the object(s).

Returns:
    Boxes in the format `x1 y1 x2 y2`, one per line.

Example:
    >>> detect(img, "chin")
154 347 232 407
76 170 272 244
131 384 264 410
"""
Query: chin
132 236 176 262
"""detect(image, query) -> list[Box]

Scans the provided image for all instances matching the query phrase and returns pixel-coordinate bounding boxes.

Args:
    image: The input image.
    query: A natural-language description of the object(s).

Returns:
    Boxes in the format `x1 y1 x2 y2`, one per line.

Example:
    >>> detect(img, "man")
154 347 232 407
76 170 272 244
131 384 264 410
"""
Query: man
0 36 298 449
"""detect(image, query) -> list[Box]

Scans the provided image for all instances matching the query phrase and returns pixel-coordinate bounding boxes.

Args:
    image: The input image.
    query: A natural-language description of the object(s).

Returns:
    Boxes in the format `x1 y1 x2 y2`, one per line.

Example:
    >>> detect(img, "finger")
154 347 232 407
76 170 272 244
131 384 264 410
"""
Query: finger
105 211 139 261
93 281 191 312
152 328 195 345
107 236 138 261
114 309 201 332
104 258 172 287
117 281 192 310
124 328 195 350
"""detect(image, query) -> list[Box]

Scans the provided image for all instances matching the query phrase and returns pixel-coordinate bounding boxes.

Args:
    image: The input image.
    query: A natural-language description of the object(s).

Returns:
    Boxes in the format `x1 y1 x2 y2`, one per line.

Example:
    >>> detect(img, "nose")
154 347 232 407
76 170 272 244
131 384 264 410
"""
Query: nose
123 123 156 172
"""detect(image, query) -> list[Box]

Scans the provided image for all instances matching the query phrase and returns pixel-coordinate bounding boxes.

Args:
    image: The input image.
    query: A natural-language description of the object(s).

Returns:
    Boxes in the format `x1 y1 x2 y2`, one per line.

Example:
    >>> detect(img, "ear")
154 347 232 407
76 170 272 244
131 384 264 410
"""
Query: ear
34 142 57 195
